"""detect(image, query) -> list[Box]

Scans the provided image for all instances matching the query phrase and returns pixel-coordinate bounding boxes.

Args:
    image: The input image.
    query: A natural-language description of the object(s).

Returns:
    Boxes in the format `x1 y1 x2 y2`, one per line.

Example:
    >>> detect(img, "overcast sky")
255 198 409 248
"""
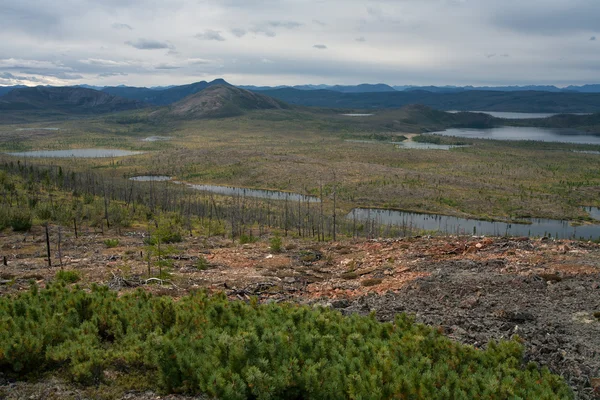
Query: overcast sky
1 0 599 87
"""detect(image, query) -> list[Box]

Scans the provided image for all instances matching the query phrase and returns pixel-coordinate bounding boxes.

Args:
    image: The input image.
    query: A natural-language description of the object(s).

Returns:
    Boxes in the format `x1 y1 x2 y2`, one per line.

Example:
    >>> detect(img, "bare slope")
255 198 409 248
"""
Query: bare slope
163 84 289 118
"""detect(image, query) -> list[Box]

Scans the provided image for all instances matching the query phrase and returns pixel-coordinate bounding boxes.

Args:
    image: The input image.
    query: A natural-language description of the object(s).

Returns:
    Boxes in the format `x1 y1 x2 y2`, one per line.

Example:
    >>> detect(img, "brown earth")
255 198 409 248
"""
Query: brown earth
0 226 599 399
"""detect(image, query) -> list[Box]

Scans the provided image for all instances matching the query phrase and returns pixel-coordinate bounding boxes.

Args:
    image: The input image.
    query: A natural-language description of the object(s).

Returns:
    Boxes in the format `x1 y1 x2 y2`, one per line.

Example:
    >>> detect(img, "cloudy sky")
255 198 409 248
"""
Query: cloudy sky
1 0 599 87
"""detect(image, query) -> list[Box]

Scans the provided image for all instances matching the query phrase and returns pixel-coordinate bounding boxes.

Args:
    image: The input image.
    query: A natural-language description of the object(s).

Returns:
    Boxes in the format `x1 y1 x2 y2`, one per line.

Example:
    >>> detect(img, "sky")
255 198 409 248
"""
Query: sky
1 0 599 88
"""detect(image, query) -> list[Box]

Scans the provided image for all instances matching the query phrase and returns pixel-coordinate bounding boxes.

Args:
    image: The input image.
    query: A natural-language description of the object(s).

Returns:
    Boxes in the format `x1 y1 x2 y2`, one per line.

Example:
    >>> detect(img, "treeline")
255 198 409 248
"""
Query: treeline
0 159 424 241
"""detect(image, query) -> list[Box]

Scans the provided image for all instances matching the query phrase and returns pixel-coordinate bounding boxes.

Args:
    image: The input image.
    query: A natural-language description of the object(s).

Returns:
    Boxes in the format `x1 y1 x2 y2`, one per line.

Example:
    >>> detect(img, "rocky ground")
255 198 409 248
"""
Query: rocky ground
0 226 599 399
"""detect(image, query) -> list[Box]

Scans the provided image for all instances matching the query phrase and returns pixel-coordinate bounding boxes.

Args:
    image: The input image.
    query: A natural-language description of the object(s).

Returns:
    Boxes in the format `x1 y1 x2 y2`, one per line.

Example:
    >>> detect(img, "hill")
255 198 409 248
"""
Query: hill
159 84 289 119
102 79 230 105
258 88 600 113
0 86 145 115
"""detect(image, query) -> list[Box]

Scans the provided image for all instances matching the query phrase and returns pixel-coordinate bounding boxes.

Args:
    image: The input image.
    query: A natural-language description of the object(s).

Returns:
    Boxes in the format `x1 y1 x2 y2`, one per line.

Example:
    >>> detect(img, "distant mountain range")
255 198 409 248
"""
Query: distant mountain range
3 79 600 121
240 83 397 93
256 88 600 113
101 79 230 105
0 86 145 114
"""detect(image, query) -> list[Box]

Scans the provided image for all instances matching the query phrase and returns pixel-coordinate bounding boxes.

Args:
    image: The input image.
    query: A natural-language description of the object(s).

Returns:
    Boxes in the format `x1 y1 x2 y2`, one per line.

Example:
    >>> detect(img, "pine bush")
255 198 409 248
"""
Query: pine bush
0 285 574 399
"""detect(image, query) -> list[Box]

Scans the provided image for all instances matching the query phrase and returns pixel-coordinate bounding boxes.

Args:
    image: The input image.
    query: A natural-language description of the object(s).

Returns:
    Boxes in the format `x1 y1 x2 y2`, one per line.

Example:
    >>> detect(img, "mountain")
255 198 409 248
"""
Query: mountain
257 88 600 113
76 84 105 91
102 79 229 105
0 86 146 114
242 83 397 93
239 85 291 91
564 84 600 93
160 84 289 119
0 85 26 97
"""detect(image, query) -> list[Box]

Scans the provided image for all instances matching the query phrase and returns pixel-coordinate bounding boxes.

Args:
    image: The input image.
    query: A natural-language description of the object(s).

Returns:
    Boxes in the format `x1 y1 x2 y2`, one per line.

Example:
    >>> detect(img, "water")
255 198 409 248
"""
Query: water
187 184 320 203
434 127 600 145
344 140 469 150
341 113 374 117
5 149 144 158
447 111 591 119
15 127 60 131
574 150 600 155
349 208 600 240
129 176 172 182
583 207 600 220
395 142 469 150
142 136 171 142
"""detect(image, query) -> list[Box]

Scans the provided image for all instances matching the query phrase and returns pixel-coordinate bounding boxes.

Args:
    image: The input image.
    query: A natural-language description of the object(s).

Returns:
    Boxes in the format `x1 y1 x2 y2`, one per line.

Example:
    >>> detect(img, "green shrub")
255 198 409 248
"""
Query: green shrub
0 286 574 399
10 210 32 232
269 233 283 253
0 208 9 231
144 231 182 245
55 270 80 283
103 239 120 248
239 233 258 244
195 255 211 270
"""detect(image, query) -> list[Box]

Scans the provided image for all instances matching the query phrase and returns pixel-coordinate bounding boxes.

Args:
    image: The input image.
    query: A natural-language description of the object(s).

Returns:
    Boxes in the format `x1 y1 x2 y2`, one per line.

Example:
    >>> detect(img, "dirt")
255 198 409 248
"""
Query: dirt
0 226 599 399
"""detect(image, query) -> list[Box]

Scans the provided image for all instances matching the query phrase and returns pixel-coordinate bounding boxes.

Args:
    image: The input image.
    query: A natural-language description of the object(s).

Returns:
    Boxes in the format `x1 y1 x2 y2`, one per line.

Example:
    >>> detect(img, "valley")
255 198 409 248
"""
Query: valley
0 81 599 399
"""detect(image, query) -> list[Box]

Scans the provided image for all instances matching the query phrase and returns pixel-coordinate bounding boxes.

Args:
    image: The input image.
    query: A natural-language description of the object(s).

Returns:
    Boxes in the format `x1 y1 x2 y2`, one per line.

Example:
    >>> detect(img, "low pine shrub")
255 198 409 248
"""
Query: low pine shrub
103 239 120 248
55 270 80 283
269 233 282 253
0 285 574 399
239 233 258 244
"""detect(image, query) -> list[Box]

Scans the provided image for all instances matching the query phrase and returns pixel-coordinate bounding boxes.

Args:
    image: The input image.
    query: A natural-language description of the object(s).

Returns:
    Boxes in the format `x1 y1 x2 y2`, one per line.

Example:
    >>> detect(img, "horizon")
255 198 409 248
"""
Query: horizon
2 79 600 90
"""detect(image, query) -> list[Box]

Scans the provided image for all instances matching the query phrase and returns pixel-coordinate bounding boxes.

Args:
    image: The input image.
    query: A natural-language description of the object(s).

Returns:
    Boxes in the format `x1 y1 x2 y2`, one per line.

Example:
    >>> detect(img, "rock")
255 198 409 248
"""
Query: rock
332 299 350 309
459 296 480 309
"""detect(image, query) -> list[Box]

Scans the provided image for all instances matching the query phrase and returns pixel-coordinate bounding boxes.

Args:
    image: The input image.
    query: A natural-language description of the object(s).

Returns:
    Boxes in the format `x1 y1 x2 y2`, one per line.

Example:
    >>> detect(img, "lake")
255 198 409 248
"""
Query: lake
142 136 171 142
341 113 374 117
187 184 320 203
434 127 600 145
129 176 172 182
583 207 600 220
345 139 469 150
349 208 600 240
395 142 469 150
15 127 61 131
5 149 144 158
447 111 590 119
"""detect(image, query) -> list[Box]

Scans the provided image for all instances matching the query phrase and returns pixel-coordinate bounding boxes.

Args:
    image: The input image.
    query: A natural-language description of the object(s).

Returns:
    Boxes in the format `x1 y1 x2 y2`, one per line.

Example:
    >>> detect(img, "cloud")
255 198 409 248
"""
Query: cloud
125 38 174 50
186 58 212 65
20 70 83 79
246 20 302 37
0 71 41 82
231 28 247 38
492 2 600 35
266 21 301 29
313 44 327 49
312 20 326 26
80 58 133 67
355 37 366 42
0 58 70 70
155 63 180 69
98 72 128 77
112 23 132 30
591 36 597 41
195 30 226 41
